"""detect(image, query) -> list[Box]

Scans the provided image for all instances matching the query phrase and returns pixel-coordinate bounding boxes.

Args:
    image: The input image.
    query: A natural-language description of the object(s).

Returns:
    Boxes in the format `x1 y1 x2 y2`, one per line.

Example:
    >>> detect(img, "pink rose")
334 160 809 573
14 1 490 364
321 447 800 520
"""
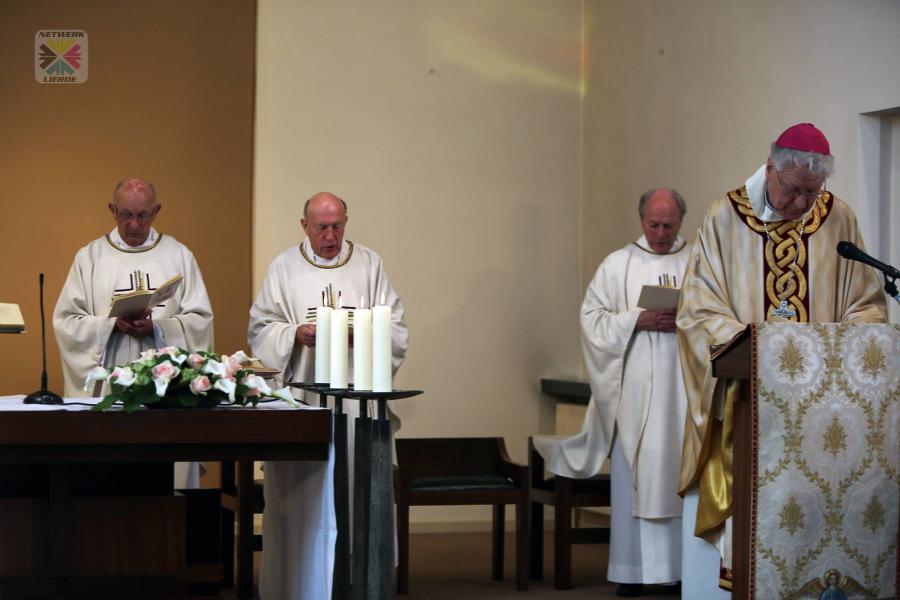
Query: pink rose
152 361 180 380
190 375 212 395
188 353 205 368
223 354 243 377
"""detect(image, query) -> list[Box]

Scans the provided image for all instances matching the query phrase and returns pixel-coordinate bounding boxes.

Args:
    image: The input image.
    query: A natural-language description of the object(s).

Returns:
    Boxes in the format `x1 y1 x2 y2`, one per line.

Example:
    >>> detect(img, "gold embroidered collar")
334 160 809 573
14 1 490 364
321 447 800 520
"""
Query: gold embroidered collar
298 241 354 269
104 233 164 254
632 239 687 255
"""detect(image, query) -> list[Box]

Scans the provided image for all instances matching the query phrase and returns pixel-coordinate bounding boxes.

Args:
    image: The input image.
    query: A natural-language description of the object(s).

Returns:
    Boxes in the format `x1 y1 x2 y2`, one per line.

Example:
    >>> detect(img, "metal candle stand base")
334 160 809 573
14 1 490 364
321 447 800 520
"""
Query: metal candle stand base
292 383 422 600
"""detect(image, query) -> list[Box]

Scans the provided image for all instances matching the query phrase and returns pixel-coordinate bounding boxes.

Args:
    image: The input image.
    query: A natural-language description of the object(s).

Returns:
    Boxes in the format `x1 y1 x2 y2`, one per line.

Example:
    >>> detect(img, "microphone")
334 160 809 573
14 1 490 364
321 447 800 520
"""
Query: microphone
836 241 900 280
24 273 64 405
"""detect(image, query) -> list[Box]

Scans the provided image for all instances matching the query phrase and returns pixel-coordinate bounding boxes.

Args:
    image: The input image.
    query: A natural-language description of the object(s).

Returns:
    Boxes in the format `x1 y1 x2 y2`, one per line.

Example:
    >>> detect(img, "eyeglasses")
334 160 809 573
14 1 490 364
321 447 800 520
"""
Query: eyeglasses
772 166 826 202
115 209 156 223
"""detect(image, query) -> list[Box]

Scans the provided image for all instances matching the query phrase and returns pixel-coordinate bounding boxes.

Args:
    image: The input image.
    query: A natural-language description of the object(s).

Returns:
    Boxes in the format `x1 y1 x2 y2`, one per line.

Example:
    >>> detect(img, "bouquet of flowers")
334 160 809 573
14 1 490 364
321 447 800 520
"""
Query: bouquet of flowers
84 346 296 412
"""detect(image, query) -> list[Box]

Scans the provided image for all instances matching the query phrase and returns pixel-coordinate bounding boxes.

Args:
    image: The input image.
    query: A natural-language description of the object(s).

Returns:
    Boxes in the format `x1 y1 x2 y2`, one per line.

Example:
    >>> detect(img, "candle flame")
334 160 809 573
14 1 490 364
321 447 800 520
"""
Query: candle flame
360 295 366 309
381 291 386 305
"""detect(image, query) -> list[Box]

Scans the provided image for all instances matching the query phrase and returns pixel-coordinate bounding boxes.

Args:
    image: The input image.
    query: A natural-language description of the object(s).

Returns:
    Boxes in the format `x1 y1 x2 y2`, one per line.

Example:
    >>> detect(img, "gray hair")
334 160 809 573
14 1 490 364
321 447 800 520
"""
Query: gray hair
639 188 686 219
769 144 835 178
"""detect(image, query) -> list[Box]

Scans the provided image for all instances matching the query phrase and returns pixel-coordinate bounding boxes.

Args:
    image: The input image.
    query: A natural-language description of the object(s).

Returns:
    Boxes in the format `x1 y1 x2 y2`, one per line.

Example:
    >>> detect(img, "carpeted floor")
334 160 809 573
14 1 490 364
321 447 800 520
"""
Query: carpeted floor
223 529 680 599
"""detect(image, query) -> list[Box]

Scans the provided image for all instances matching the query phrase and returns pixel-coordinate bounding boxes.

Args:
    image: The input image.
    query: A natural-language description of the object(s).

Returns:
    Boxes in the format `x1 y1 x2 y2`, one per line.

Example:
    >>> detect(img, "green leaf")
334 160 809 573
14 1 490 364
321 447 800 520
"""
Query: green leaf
91 394 120 411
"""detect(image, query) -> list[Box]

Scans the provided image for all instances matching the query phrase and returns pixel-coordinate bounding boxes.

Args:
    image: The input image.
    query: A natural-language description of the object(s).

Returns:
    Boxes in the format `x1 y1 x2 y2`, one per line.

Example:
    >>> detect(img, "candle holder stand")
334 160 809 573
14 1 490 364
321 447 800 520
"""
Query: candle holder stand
291 383 423 600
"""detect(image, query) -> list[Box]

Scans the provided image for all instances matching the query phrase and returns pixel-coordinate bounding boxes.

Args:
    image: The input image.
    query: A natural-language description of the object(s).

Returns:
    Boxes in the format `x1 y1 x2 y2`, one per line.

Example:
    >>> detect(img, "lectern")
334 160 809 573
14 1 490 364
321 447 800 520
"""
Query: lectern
710 322 898 600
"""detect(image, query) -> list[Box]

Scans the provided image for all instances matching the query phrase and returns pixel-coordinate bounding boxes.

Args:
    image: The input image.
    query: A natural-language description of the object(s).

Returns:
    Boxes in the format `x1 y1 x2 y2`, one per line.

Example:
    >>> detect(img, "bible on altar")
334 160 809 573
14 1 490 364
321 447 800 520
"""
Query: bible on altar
107 274 183 318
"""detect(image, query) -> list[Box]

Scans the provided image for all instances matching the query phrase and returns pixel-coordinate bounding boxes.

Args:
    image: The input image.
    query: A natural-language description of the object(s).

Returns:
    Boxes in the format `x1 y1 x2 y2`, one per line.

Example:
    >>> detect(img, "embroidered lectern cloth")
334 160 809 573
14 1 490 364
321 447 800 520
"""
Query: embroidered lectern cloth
751 323 898 599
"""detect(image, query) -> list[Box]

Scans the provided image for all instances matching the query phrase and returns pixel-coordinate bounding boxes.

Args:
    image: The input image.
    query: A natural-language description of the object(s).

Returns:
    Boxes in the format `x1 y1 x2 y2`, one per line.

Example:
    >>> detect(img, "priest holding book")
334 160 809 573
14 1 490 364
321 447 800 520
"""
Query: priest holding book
54 178 214 396
248 191 407 600
535 188 691 597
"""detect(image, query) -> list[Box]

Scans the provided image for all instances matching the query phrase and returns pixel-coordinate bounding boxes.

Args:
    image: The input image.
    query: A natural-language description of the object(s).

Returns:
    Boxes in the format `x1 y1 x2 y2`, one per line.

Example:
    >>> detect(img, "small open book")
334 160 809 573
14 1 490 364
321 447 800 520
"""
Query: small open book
637 285 680 310
0 303 25 333
108 275 183 318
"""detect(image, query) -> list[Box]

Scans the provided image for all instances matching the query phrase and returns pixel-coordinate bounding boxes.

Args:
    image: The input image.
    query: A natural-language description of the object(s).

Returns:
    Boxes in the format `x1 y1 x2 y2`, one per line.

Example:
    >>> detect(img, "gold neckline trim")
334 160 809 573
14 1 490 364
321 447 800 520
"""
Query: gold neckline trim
104 233 164 253
299 241 354 269
632 239 687 255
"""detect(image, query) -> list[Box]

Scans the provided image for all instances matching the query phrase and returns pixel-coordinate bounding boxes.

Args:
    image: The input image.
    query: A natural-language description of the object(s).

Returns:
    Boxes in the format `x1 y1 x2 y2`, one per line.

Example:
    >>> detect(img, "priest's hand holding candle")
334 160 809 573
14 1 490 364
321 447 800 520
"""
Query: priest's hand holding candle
353 295 372 390
372 291 392 392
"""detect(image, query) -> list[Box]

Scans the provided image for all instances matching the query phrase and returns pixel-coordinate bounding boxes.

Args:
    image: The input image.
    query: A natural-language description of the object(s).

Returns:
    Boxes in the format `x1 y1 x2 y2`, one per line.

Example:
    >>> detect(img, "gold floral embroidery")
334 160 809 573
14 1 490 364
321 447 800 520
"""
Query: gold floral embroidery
860 337 886 379
778 336 806 380
862 495 885 533
822 415 847 458
779 495 805 536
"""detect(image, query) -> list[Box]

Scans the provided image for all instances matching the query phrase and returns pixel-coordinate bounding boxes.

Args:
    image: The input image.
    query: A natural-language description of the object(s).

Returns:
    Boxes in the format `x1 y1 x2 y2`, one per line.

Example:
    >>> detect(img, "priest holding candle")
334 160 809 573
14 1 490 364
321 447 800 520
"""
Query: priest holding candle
248 191 408 600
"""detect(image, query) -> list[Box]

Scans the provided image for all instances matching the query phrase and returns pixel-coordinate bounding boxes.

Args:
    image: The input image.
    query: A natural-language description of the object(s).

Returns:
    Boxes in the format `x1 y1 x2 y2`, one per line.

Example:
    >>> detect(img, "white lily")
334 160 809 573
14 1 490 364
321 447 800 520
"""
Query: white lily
214 378 237 403
83 366 110 393
153 376 171 397
271 387 300 407
162 351 187 365
136 348 158 362
111 366 137 387
203 359 227 378
243 374 272 396
231 350 254 365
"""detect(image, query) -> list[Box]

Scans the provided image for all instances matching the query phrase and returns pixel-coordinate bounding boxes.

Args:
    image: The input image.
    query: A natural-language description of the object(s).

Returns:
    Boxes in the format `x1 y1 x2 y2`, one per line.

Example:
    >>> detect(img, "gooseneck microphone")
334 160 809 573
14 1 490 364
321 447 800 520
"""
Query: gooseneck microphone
836 241 900 280
23 273 64 405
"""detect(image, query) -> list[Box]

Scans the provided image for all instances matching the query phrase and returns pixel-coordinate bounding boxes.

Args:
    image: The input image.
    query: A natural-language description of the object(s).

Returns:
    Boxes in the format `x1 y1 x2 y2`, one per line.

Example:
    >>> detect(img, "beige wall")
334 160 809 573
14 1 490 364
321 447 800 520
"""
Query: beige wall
255 0 583 525
0 0 256 395
582 0 900 286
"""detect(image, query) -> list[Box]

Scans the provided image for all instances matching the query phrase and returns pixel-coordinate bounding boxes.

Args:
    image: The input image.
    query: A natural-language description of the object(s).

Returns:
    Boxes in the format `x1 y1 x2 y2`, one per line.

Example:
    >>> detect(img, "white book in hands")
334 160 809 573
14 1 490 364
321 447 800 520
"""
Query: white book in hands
0 303 25 333
108 275 183 318
637 285 680 311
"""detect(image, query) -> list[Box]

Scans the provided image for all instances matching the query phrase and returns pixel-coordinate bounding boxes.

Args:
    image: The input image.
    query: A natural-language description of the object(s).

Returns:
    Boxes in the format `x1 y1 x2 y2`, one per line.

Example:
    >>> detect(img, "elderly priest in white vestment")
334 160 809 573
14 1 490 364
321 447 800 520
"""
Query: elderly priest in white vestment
535 188 691 597
248 191 408 600
53 178 214 487
676 123 887 599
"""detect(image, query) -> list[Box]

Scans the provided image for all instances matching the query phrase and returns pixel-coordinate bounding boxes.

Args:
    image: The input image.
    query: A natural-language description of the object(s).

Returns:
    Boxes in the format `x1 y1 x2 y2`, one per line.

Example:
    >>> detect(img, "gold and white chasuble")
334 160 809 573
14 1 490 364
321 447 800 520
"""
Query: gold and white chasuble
53 230 214 397
536 235 690 519
676 166 887 583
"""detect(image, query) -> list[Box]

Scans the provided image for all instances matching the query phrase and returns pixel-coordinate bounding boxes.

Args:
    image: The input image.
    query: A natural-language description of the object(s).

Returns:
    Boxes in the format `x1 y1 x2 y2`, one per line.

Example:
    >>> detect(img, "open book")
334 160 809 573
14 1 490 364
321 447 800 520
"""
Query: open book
637 285 680 310
108 275 183 318
0 303 25 333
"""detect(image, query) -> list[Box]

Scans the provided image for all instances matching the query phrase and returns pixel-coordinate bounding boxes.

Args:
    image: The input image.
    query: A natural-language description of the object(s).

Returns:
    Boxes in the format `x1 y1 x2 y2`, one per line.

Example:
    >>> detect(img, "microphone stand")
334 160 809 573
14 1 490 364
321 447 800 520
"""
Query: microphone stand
24 273 64 405
884 275 900 307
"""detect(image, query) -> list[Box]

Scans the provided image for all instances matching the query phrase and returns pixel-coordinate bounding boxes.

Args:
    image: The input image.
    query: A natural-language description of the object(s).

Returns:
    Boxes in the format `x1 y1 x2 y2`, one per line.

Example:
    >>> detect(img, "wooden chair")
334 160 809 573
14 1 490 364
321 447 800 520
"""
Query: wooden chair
394 437 530 593
220 460 264 599
528 436 611 590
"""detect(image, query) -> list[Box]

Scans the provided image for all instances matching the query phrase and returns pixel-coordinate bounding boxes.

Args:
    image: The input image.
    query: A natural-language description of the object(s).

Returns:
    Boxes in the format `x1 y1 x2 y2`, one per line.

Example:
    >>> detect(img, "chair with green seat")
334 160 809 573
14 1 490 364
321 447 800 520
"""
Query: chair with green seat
394 437 530 593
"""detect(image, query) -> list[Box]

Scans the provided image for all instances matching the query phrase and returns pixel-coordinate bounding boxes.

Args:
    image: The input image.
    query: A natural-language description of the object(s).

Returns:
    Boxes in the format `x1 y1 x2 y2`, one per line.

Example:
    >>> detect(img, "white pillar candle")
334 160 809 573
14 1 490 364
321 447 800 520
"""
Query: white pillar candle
372 298 392 392
314 306 332 384
353 296 372 391
330 305 349 388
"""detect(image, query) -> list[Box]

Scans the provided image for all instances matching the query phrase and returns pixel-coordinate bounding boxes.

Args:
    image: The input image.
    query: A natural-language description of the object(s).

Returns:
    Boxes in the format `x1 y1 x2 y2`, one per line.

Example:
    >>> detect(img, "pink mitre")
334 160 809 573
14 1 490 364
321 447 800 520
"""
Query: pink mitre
774 122 831 155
